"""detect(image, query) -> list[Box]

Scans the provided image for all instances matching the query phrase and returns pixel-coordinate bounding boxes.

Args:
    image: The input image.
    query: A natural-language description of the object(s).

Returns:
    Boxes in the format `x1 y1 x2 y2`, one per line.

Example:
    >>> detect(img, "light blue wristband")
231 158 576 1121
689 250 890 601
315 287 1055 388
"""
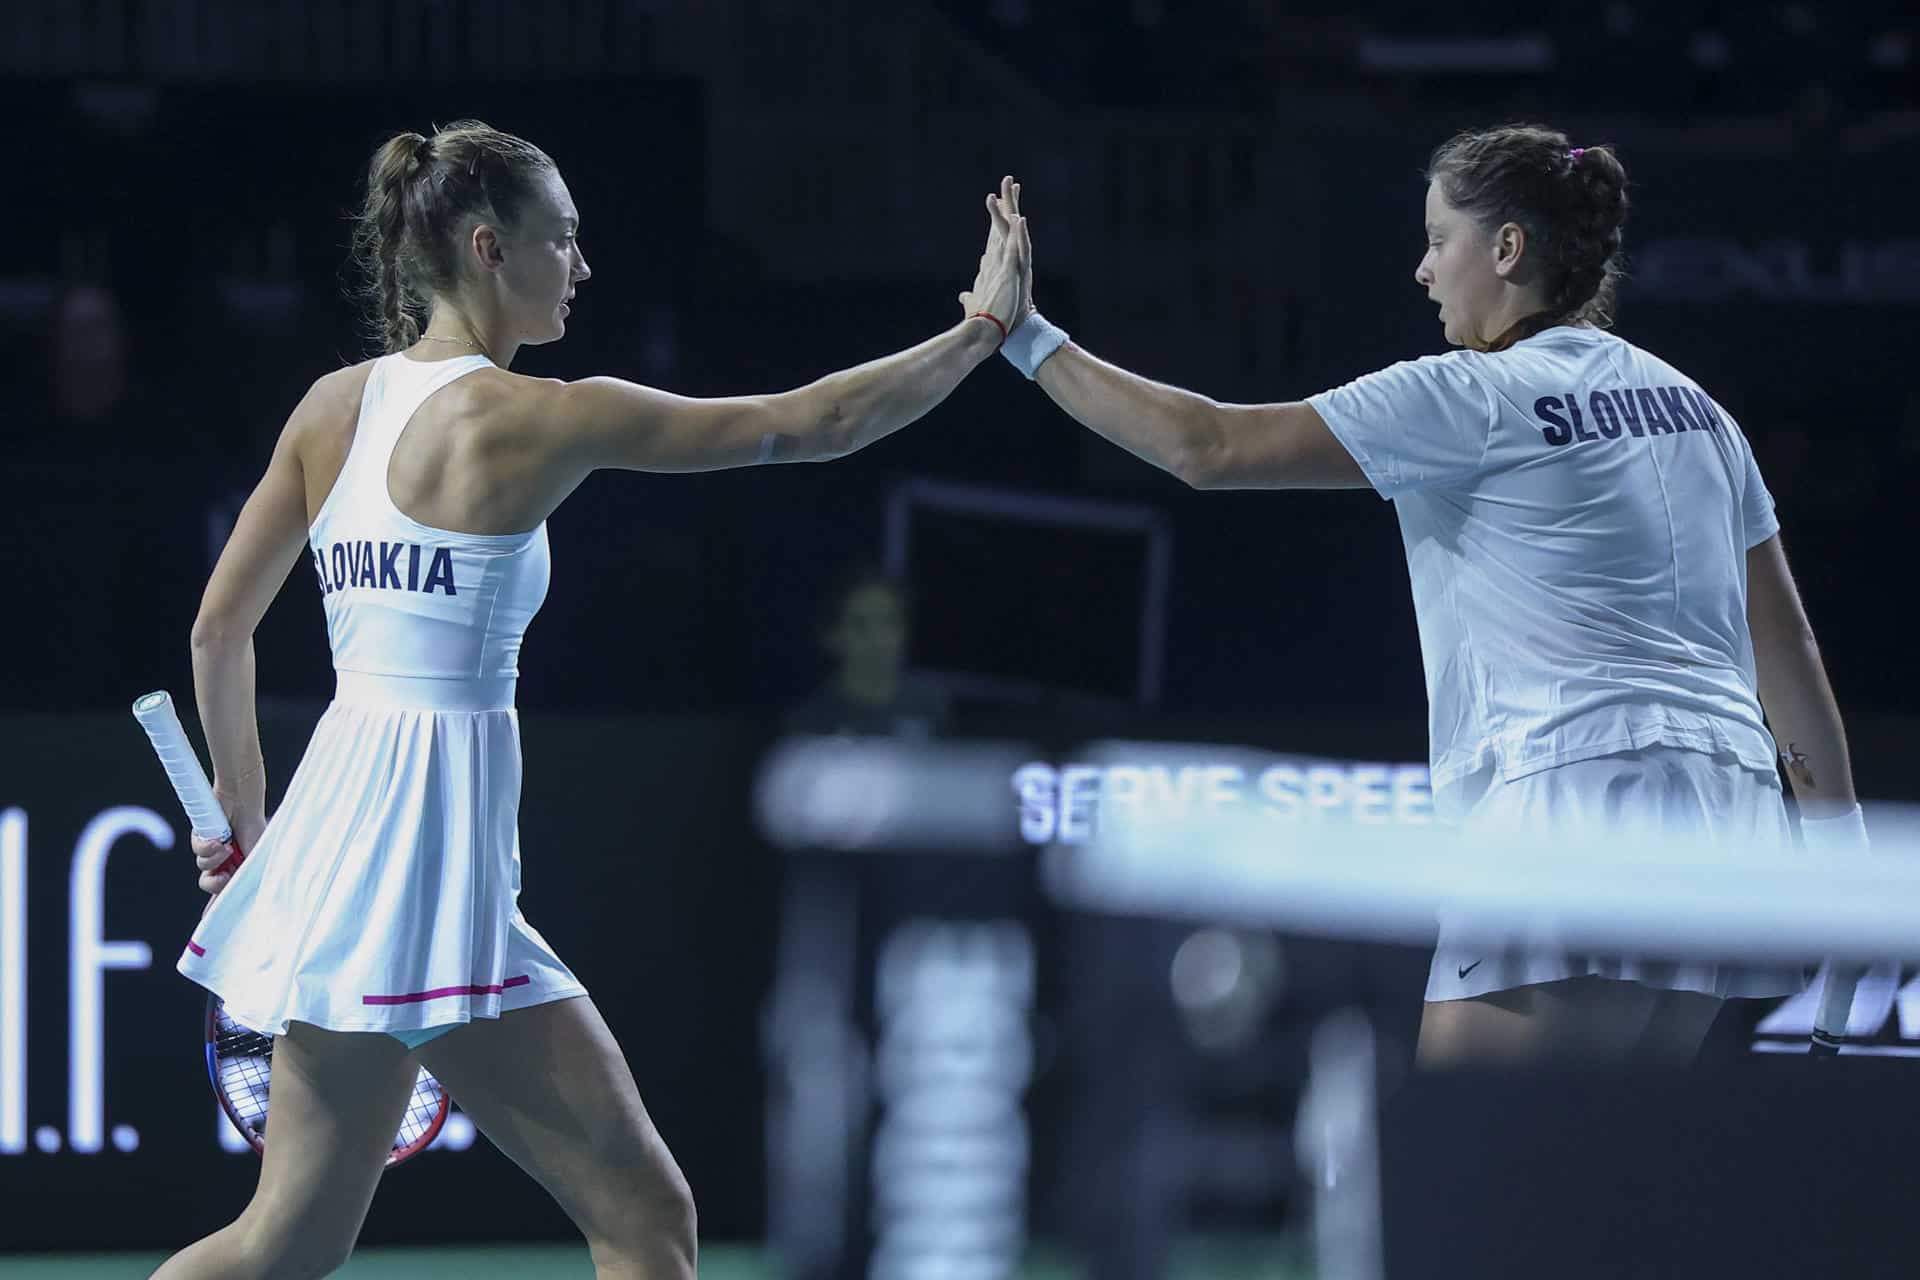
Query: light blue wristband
1001 310 1070 380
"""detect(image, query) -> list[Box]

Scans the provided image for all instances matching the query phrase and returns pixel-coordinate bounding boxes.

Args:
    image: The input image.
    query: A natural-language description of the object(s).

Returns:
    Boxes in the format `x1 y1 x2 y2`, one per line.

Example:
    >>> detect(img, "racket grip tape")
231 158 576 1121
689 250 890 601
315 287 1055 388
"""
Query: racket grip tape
130 690 247 878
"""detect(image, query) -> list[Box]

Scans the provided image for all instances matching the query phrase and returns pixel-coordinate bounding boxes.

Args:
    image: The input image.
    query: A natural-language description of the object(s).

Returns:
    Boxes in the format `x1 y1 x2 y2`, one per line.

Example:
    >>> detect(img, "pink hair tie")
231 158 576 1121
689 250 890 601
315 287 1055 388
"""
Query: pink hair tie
1568 147 1587 166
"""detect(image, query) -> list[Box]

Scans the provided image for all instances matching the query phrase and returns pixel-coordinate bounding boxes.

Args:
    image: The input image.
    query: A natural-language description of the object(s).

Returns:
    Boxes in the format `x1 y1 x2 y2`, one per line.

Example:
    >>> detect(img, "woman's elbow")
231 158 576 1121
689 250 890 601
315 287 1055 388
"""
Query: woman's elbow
189 613 249 658
1748 605 1819 658
1172 437 1233 490
762 392 854 463
1172 454 1216 489
814 403 860 461
1168 403 1240 489
1749 620 1823 693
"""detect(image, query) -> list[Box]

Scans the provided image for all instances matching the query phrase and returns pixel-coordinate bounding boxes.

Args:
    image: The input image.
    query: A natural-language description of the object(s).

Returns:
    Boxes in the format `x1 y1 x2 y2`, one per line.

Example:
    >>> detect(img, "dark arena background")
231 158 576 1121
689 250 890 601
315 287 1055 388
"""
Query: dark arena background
3 3 1919 1277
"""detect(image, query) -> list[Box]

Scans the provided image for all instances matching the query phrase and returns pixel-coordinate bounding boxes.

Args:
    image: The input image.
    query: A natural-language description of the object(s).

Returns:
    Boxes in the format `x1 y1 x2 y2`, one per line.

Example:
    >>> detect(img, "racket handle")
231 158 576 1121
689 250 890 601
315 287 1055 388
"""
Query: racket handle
1810 963 1864 1057
131 690 247 880
132 692 232 836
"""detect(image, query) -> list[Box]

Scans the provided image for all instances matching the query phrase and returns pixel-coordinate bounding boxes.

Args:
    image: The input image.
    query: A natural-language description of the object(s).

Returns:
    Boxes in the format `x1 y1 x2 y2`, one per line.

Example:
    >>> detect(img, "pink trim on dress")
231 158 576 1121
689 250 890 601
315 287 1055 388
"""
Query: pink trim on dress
361 974 531 1006
185 940 207 957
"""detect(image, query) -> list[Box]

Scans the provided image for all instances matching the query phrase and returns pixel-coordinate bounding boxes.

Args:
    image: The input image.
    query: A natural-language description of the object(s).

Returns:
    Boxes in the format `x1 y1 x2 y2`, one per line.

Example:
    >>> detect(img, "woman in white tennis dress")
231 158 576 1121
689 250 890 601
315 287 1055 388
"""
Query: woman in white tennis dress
155 123 1028 1279
178 350 581 1044
990 124 1865 1068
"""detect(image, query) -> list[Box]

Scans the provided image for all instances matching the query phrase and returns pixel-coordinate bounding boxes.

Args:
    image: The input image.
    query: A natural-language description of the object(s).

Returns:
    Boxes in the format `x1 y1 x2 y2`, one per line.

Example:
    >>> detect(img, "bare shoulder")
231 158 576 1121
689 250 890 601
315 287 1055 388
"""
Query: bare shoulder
284 360 378 515
302 360 376 420
286 360 377 452
388 365 716 478
428 365 567 444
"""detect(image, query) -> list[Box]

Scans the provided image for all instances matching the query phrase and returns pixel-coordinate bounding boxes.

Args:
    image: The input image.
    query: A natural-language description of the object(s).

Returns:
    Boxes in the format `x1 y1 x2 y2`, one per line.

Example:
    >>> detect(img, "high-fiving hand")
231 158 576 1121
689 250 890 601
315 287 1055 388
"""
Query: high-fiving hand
1002 177 1034 323
959 175 1033 334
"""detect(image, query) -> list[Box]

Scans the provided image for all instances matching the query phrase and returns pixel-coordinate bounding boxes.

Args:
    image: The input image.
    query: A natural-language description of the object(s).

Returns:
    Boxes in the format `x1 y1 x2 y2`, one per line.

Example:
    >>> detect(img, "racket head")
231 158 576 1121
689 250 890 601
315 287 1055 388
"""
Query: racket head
204 996 269 1156
204 996 452 1168
391 1059 454 1163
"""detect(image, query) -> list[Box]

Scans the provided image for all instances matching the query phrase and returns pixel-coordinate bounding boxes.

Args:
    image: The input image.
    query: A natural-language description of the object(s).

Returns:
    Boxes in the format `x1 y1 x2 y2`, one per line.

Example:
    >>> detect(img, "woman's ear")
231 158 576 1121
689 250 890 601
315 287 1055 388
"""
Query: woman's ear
1492 221 1527 279
470 223 505 272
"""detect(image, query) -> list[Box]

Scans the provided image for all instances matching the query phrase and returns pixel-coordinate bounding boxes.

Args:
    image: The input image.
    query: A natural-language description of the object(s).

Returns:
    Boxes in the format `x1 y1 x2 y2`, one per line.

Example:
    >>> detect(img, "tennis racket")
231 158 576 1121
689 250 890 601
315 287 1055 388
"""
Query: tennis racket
131 690 452 1165
1799 805 1873 1057
207 999 451 1165
1810 965 1862 1057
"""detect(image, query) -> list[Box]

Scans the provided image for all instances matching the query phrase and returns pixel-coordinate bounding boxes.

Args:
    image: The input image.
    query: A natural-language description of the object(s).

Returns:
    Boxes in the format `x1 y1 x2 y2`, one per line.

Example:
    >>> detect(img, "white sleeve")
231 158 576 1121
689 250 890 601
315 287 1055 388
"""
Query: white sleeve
1306 353 1498 500
1701 397 1779 548
1738 431 1779 548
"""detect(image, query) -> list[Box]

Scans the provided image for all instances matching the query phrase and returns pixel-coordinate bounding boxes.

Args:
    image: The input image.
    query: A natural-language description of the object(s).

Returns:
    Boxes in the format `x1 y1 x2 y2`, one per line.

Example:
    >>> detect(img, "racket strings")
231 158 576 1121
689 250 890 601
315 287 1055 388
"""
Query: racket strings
209 1001 449 1157
213 1008 274 1136
398 1077 448 1149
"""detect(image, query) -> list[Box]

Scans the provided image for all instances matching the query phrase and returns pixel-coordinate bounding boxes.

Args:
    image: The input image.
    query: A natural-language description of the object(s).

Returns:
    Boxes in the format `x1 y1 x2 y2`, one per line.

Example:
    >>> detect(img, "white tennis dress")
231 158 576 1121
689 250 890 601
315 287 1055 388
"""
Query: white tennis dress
178 352 586 1039
1309 324 1806 1002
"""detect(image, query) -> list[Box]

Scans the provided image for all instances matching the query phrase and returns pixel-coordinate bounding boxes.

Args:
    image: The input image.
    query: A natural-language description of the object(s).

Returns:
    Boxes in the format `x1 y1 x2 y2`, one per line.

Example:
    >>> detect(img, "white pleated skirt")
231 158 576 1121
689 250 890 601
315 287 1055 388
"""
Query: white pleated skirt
1426 746 1810 1003
177 672 585 1038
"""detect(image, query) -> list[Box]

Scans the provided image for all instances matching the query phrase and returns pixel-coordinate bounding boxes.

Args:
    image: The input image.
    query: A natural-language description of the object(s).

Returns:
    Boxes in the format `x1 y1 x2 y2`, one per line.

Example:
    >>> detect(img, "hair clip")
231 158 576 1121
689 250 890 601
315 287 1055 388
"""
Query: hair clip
1568 147 1587 167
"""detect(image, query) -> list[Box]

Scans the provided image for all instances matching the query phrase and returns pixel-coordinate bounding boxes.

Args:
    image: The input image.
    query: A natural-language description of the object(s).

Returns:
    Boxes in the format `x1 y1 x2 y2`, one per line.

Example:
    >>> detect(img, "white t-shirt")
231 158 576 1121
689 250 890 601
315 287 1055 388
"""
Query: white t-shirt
1307 325 1779 817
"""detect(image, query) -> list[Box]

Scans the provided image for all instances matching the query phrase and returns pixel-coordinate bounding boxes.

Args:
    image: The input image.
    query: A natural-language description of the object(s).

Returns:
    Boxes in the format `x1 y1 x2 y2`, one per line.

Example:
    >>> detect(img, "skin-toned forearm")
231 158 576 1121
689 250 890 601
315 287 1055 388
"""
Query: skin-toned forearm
774 318 1002 462
1033 341 1225 483
1754 626 1857 819
190 628 267 826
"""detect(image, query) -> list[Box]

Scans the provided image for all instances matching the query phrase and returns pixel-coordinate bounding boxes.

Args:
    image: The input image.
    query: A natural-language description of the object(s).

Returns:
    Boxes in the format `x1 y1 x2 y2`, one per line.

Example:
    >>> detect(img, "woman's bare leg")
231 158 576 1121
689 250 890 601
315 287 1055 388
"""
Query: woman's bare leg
1630 988 1726 1066
150 1023 420 1279
419 997 696 1279
1415 976 1675 1068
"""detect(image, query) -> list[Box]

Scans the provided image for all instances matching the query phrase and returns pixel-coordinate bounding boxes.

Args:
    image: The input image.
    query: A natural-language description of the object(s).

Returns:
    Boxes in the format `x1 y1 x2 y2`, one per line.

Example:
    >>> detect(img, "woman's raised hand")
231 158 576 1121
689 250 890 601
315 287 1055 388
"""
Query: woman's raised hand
958 175 1032 334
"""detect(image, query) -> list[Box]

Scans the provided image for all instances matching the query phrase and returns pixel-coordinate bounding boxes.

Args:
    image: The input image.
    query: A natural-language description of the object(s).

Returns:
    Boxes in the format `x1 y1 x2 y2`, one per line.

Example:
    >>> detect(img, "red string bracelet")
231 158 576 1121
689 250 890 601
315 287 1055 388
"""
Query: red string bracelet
968 310 1009 345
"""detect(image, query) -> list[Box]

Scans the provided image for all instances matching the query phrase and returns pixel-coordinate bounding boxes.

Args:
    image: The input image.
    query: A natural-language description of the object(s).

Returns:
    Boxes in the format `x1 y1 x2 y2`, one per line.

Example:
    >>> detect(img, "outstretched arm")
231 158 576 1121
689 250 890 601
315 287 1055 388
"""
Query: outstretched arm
1002 180 1366 491
553 322 1001 472
544 180 1030 475
1032 344 1367 490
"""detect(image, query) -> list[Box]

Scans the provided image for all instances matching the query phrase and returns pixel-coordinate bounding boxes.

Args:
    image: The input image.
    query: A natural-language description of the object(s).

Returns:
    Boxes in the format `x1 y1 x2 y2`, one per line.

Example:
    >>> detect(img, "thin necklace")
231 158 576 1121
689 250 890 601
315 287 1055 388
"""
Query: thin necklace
418 333 491 358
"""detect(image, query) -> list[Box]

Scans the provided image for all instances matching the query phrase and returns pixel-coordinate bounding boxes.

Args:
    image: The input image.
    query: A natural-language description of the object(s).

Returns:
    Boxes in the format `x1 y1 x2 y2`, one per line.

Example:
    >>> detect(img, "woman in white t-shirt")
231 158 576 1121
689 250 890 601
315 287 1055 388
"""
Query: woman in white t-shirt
992 126 1864 1066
